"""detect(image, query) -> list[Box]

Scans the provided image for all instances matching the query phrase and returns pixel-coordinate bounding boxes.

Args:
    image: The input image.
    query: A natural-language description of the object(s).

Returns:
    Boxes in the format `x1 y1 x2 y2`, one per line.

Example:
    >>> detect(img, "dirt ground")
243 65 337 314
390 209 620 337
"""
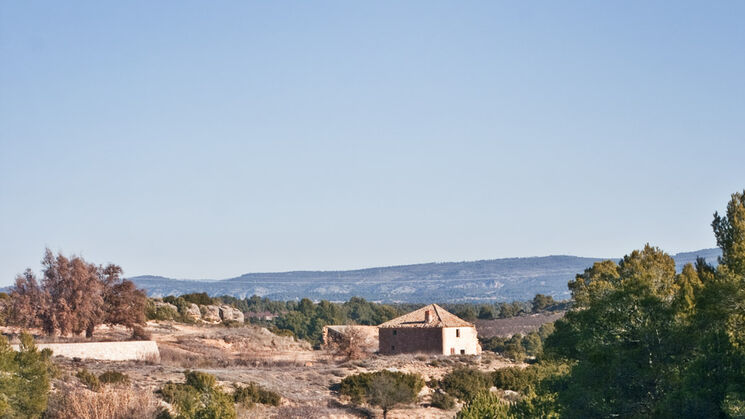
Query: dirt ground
36 321 523 418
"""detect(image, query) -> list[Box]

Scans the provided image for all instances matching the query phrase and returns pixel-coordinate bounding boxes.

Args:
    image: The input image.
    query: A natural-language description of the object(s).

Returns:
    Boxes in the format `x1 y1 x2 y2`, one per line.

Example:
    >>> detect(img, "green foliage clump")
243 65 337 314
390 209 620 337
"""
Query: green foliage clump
180 293 214 306
76 368 101 391
480 323 555 361
158 370 236 419
233 382 281 408
430 391 455 410
439 367 492 402
146 299 179 321
339 370 424 416
98 370 130 385
0 333 54 418
456 391 512 419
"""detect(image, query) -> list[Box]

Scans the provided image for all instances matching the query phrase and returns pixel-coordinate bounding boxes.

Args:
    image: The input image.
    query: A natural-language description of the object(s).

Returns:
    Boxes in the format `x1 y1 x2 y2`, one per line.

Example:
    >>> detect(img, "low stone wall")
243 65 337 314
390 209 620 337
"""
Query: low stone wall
12 341 160 362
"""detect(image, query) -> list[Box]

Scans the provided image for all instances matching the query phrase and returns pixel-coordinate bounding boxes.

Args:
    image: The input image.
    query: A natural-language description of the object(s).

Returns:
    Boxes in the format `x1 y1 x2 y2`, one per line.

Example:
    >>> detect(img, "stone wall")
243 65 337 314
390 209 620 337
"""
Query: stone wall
12 341 160 362
379 327 443 355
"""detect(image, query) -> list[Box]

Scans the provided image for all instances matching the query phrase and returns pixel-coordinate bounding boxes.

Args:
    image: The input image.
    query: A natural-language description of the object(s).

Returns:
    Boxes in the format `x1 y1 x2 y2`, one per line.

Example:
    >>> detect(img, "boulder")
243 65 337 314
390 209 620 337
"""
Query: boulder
184 303 201 322
202 305 221 323
218 305 245 323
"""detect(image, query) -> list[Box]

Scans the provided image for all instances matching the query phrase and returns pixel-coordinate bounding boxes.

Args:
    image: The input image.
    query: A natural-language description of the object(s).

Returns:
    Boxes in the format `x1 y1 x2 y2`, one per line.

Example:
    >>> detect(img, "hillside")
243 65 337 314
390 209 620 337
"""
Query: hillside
130 248 721 303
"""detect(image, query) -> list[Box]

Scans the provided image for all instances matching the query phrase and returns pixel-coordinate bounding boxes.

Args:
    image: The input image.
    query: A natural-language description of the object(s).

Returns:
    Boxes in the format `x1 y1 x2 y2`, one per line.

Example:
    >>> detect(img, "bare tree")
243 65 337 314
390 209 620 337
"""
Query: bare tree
329 327 368 361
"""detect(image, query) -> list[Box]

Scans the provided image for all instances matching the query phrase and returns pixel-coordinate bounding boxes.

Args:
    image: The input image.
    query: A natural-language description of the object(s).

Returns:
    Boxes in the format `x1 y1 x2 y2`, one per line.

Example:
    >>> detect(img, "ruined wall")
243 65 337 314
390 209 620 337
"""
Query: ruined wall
442 326 480 355
12 341 160 362
379 327 442 355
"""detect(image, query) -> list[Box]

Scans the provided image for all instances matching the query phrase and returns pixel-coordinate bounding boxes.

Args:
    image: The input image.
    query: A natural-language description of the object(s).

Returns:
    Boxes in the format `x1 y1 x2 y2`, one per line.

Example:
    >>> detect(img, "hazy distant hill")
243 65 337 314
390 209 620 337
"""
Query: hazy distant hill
130 248 721 303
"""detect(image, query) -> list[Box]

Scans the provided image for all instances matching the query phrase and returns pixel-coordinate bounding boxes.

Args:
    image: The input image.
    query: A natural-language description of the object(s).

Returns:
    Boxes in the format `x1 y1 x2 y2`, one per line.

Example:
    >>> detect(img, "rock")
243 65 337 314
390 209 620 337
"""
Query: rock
202 305 221 323
184 303 201 322
218 305 244 323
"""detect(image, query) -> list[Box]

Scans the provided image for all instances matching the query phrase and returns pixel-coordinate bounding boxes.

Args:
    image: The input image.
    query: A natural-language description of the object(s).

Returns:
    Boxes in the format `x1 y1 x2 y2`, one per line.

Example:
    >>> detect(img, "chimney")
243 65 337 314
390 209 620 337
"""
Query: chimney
424 310 431 323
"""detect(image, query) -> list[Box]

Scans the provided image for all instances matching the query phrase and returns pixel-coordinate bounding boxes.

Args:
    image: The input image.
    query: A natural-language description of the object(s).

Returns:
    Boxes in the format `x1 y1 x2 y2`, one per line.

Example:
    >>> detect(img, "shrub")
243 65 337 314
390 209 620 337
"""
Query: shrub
456 391 512 419
492 362 569 395
98 370 130 386
146 299 179 321
77 368 101 391
0 333 54 417
439 368 492 401
339 370 424 417
180 292 214 306
131 325 152 340
431 391 456 410
45 384 161 419
233 382 281 408
157 370 236 419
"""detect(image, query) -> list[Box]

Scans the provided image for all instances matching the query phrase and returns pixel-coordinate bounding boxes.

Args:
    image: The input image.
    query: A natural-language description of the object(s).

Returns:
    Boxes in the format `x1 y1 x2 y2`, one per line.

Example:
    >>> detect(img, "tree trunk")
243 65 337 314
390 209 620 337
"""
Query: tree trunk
85 323 95 338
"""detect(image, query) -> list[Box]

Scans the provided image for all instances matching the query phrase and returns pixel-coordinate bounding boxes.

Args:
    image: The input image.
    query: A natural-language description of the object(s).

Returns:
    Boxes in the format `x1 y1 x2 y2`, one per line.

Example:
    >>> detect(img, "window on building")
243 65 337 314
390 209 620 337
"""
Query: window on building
460 349 466 355
393 330 397 336
456 329 460 337
392 345 395 351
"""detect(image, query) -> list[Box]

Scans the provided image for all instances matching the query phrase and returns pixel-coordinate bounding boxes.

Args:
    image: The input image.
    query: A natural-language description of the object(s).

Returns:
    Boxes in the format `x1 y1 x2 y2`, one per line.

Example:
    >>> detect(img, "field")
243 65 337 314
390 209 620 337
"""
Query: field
24 321 524 418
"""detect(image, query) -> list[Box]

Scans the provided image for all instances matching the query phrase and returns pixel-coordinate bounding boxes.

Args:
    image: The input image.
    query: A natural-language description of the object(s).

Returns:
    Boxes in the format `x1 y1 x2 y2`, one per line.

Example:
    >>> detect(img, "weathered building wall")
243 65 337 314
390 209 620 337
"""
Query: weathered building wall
442 326 480 355
12 341 160 362
379 327 443 355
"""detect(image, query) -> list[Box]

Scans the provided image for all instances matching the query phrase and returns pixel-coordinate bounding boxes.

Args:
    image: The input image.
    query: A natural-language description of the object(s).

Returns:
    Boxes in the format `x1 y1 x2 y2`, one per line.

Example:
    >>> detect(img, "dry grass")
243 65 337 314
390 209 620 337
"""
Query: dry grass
45 383 162 419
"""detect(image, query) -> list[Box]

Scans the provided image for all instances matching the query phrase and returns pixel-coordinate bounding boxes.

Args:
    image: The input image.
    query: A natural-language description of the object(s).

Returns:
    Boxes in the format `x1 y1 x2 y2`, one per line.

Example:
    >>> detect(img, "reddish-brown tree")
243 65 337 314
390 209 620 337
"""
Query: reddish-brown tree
9 249 147 338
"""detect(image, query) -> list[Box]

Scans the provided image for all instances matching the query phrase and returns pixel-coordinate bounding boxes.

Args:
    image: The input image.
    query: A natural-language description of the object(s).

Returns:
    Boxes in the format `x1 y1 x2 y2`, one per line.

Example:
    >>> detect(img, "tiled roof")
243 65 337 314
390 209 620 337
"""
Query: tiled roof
378 304 474 328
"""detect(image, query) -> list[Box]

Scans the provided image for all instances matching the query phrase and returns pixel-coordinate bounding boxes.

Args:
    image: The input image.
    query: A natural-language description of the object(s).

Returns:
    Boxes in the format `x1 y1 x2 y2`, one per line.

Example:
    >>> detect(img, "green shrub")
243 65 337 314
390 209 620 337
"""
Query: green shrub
180 292 214 306
492 362 569 394
98 370 130 385
158 370 236 419
431 391 455 410
233 382 281 408
339 370 424 415
439 368 492 401
456 391 512 419
146 299 179 321
0 333 54 417
184 370 217 392
77 368 101 391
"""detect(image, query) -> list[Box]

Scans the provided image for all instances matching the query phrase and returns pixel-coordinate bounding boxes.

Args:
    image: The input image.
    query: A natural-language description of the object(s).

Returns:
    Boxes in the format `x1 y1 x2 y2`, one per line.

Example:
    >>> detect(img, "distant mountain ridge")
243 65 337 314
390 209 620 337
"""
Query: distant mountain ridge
130 248 721 303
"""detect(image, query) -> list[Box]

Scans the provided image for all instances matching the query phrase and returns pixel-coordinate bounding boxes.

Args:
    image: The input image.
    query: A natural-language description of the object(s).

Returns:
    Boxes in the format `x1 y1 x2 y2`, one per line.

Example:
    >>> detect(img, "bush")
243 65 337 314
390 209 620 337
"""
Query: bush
456 391 512 419
180 292 214 306
98 370 130 386
339 370 424 416
233 382 281 408
45 384 161 419
146 299 179 321
77 368 101 392
131 325 152 340
492 362 569 394
0 333 54 417
439 368 492 401
431 391 455 410
158 370 236 419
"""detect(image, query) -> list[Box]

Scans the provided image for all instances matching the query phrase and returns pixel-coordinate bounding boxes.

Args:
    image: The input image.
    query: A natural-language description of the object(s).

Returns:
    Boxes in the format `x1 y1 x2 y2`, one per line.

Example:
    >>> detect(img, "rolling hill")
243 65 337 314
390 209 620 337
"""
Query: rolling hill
129 248 721 303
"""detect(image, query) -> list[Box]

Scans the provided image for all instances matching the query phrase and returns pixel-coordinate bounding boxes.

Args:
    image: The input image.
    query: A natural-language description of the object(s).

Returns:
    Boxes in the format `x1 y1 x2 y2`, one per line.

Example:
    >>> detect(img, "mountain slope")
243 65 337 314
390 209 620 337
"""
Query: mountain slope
130 248 721 303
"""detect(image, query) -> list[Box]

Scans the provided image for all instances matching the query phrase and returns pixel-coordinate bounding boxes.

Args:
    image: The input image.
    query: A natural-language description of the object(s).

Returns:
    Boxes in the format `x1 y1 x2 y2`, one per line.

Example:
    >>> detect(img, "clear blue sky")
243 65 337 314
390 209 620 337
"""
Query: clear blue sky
1 1 743 285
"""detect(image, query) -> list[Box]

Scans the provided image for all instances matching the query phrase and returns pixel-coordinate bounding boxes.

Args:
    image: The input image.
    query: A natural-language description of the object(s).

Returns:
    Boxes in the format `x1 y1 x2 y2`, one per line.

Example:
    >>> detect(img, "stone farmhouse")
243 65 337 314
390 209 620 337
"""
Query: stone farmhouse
378 304 481 355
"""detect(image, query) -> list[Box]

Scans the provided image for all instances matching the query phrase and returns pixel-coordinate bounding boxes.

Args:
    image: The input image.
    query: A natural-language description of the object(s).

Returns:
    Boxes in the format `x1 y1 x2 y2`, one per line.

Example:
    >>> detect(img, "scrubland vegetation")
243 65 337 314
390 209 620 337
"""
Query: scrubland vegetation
1 189 744 418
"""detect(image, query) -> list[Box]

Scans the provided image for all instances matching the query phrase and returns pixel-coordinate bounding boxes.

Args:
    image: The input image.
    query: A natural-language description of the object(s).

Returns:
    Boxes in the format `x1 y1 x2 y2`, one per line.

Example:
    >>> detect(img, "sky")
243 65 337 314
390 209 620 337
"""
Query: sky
1 1 744 285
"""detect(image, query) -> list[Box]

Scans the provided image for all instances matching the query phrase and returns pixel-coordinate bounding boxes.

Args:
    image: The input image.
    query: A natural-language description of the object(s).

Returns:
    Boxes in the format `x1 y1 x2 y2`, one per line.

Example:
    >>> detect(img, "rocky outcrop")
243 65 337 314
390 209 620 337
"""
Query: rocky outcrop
184 303 202 322
219 305 244 323
201 305 221 323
